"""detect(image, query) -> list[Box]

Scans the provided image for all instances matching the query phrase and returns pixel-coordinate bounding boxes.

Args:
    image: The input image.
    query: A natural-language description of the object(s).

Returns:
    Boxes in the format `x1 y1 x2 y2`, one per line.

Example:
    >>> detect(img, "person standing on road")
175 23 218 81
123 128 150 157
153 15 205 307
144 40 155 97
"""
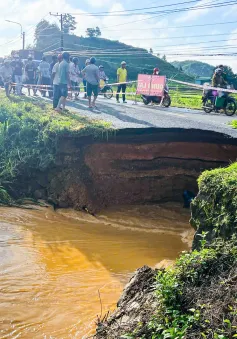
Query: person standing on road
82 57 100 109
49 55 57 98
116 61 127 103
0 60 13 97
83 59 90 98
11 55 23 95
25 57 37 96
55 52 71 112
52 54 62 109
70 57 81 100
39 57 51 97
50 55 57 75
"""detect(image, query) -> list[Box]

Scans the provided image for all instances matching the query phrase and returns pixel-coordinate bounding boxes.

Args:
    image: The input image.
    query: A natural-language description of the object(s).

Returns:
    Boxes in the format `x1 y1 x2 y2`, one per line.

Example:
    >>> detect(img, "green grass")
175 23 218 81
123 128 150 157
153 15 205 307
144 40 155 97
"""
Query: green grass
231 120 237 128
127 237 237 339
0 92 111 202
190 163 237 240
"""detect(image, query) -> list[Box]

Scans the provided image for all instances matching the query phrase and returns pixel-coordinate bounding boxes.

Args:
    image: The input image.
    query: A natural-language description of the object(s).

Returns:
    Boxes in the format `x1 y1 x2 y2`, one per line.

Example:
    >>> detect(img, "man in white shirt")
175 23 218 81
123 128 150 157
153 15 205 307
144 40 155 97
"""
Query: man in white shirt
39 56 50 97
52 54 62 109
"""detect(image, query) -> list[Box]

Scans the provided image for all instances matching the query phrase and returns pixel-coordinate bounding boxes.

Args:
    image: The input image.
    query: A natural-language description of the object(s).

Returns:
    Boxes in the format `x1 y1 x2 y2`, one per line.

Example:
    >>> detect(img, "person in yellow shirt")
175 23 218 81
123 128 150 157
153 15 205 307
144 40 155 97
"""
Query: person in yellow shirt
116 61 127 103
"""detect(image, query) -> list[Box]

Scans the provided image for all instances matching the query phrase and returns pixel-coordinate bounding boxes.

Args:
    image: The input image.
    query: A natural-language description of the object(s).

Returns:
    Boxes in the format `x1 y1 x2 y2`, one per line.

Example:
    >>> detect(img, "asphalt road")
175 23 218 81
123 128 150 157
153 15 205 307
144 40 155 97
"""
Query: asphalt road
55 95 237 137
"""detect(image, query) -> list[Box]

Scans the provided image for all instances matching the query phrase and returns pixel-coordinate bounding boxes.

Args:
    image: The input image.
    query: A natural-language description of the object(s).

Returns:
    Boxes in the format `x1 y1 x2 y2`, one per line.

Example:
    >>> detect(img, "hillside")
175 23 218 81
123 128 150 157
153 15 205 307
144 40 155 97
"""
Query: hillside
64 36 195 82
34 21 194 83
171 60 215 78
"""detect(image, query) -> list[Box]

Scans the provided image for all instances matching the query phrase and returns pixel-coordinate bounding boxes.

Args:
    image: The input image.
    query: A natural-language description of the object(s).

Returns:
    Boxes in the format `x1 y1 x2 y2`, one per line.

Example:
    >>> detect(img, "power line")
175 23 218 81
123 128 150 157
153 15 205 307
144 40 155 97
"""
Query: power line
114 32 237 41
101 0 237 28
154 37 237 48
66 0 201 15
101 19 237 31
40 41 60 52
97 0 237 16
49 12 64 51
35 31 237 40
64 0 236 16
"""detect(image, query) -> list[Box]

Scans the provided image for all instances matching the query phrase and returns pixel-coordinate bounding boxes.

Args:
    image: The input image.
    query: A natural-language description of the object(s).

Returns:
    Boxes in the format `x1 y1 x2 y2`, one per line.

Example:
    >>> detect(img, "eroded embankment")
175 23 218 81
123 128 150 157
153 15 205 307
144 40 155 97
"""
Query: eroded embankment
14 128 237 212
95 162 237 339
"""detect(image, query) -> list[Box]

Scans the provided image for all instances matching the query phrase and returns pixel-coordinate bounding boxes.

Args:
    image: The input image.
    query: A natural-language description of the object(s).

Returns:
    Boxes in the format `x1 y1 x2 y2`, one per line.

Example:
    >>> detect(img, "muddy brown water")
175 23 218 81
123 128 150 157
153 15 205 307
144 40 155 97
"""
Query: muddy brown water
0 203 194 338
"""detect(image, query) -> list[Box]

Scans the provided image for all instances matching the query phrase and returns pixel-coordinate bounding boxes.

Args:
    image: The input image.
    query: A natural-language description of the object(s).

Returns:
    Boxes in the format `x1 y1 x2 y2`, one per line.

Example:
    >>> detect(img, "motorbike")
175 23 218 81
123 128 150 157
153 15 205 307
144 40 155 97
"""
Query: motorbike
99 79 113 99
202 85 236 116
141 86 171 107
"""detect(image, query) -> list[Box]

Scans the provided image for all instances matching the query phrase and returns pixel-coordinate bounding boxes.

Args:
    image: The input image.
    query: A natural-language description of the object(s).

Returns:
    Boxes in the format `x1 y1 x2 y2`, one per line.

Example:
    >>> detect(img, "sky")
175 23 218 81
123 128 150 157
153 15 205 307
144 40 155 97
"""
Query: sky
0 0 237 72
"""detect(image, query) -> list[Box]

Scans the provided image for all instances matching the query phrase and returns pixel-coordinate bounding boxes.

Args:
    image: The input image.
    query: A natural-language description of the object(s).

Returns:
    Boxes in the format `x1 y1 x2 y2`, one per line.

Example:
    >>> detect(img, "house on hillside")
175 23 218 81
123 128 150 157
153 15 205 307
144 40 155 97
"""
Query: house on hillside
195 76 211 85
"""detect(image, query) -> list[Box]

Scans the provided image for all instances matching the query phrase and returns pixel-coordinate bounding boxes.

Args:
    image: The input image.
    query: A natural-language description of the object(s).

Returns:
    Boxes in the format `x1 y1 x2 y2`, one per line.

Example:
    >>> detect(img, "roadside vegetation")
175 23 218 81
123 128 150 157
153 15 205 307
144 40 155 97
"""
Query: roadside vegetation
231 120 237 128
148 236 237 339
191 162 237 247
0 93 111 204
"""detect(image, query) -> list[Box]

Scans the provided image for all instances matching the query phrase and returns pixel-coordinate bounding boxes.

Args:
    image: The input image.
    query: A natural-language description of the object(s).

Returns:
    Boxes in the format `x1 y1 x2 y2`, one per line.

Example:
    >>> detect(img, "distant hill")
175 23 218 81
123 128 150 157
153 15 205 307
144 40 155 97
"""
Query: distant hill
33 21 194 83
63 37 195 82
171 60 215 78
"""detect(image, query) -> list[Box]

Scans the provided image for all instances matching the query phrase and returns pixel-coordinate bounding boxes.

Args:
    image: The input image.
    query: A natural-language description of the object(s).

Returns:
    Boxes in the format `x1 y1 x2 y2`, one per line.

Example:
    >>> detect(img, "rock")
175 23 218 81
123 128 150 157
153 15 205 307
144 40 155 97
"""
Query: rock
95 265 158 339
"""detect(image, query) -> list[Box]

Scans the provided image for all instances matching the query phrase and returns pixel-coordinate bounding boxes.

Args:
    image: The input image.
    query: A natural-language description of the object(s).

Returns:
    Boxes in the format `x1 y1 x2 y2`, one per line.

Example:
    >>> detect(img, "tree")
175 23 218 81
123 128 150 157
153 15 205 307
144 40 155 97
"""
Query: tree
26 44 35 50
62 14 77 33
86 27 101 38
223 65 237 89
95 26 101 37
149 48 153 54
157 53 160 58
34 20 60 51
162 54 167 61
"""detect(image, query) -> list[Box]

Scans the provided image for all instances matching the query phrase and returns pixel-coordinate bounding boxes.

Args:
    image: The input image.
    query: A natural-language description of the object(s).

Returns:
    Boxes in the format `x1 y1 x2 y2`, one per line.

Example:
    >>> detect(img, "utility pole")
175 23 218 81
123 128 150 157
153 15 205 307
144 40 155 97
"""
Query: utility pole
49 12 64 51
5 20 25 50
22 32 25 50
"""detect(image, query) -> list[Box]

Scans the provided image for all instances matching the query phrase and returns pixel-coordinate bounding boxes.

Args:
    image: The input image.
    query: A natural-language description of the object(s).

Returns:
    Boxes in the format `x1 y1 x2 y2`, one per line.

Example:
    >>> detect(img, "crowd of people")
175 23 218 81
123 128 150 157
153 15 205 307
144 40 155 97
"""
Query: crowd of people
0 53 128 111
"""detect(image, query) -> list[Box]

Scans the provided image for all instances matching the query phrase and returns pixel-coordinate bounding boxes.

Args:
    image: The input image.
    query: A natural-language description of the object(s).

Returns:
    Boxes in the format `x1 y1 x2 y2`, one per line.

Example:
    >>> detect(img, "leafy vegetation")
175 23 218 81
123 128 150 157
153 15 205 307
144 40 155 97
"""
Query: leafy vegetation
0 93 111 202
231 120 237 128
149 237 237 339
171 60 215 78
86 27 102 38
172 61 237 89
127 237 237 339
191 163 237 244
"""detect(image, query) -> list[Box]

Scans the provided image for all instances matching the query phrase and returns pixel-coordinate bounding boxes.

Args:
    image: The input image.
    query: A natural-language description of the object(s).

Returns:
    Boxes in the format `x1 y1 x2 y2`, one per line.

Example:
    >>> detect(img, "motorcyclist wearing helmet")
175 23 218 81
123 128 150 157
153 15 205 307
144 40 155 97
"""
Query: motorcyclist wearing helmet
99 65 107 81
212 67 227 88
153 67 160 75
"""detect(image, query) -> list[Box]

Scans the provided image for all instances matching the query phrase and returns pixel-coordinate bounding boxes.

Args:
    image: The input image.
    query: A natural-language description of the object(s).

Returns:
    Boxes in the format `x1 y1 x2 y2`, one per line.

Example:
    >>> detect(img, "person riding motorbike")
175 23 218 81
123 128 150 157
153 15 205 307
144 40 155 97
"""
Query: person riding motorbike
141 67 171 106
153 67 160 75
152 67 169 94
99 65 107 88
212 68 228 88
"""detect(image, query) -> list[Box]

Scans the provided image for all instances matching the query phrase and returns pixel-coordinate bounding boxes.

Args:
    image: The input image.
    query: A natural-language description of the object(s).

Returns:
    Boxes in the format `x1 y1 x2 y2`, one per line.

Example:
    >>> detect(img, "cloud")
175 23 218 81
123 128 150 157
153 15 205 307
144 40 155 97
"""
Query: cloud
222 4 237 18
0 0 236 73
85 0 113 8
175 0 212 23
